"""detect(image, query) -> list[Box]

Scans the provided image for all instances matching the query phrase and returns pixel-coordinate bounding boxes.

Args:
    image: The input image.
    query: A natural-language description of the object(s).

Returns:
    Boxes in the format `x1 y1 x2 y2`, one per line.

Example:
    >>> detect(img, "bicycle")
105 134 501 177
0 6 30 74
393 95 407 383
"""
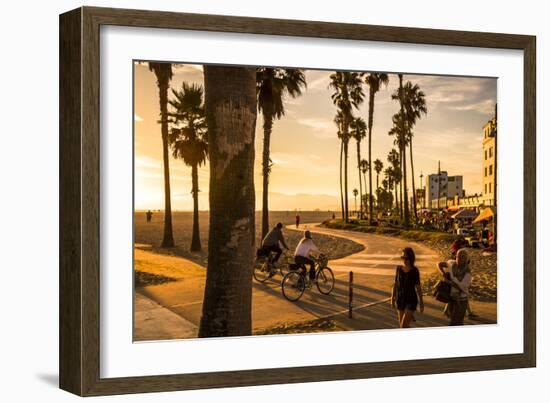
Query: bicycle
253 249 290 283
281 253 335 302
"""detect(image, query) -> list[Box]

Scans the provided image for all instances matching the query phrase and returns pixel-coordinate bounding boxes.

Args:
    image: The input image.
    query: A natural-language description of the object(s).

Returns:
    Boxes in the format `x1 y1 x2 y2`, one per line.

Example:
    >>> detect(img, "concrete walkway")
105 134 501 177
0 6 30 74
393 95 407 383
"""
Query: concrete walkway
134 292 198 341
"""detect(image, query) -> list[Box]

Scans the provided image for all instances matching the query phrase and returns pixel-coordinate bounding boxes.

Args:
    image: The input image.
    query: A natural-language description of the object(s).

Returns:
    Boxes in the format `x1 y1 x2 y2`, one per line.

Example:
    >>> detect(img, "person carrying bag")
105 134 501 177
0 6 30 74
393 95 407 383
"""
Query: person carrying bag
436 249 472 326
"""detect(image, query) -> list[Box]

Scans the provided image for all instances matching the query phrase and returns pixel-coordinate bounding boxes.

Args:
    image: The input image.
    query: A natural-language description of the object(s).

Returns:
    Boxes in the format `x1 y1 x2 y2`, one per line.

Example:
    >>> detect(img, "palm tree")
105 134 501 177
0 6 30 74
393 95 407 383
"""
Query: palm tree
329 72 364 222
168 82 208 252
399 81 428 221
199 66 257 338
392 74 410 226
389 111 408 221
148 62 175 247
360 158 369 207
257 68 306 238
353 188 359 215
364 73 389 223
374 158 383 207
334 112 345 221
350 117 367 218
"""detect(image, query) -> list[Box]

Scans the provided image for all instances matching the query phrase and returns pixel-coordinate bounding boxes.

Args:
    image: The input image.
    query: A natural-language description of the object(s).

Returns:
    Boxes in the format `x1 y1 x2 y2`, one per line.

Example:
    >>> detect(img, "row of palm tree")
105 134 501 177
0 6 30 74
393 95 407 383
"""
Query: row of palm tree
330 72 390 223
328 70 427 225
388 76 428 224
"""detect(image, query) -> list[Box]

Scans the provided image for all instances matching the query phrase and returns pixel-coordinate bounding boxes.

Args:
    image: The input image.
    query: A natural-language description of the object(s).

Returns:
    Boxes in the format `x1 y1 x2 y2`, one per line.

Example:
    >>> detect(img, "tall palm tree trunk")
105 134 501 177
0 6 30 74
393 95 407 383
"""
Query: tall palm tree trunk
409 135 418 222
394 183 398 213
367 91 375 223
340 141 344 221
200 66 257 338
398 75 410 227
261 115 273 239
363 171 367 214
356 141 363 219
402 141 409 226
159 81 175 248
399 149 405 220
190 163 201 251
343 138 349 222
376 173 380 210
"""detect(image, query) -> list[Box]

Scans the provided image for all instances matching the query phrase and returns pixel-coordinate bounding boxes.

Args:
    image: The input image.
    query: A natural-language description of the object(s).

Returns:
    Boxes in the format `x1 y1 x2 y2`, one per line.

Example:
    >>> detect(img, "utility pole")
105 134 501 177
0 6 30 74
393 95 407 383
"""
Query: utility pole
419 171 424 208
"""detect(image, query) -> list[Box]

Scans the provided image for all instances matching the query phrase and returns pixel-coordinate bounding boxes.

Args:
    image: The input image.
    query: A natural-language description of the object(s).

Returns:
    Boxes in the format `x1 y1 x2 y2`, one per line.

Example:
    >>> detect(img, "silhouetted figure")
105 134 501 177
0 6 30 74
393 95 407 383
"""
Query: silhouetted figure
146 210 153 223
295 213 300 228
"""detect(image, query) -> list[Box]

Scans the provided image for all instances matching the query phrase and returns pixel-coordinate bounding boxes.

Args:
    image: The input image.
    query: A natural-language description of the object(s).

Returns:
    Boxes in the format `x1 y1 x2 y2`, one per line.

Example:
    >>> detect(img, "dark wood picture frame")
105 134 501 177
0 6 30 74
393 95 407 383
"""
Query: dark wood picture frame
59 6 536 396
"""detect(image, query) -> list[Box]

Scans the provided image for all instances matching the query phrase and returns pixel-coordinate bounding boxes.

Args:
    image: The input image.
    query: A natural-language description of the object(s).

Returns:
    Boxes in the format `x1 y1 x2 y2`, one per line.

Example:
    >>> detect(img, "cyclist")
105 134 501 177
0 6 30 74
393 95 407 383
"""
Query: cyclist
294 230 319 282
261 222 289 263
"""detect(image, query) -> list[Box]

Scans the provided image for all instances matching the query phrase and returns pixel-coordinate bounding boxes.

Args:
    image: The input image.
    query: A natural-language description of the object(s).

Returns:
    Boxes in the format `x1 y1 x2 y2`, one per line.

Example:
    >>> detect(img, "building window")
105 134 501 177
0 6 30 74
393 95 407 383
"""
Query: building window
484 167 487 177
489 183 492 193
489 165 493 176
489 147 493 158
485 150 487 160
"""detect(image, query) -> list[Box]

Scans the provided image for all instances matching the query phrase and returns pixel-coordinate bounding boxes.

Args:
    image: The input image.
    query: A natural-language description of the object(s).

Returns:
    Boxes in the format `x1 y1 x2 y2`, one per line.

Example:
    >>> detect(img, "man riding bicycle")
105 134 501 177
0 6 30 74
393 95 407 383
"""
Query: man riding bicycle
294 230 320 282
261 222 289 264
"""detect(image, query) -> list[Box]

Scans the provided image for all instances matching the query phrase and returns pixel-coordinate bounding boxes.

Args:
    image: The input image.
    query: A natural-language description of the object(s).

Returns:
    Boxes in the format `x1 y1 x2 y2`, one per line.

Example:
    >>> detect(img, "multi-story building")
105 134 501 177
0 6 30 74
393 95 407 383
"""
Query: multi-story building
482 117 496 206
425 171 463 209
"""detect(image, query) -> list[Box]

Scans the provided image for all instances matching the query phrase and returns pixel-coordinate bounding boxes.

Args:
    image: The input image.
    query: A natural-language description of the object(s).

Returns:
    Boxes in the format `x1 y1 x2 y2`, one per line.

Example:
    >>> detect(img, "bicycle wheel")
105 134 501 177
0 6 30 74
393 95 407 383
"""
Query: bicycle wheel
253 260 271 283
316 267 335 295
282 271 306 301
279 262 290 277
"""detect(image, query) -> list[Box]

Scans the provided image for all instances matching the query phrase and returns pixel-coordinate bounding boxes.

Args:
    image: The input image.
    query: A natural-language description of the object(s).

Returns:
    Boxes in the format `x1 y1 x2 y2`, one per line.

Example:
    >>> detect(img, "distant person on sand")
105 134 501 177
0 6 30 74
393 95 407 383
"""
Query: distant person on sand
391 247 424 328
146 210 153 223
261 223 289 263
294 230 319 282
295 213 300 228
438 249 472 326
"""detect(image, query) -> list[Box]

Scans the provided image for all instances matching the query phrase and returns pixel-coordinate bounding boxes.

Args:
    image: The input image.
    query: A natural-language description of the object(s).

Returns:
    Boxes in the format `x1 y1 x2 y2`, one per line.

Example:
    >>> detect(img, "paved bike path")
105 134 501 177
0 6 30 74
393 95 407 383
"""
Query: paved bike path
135 225 496 341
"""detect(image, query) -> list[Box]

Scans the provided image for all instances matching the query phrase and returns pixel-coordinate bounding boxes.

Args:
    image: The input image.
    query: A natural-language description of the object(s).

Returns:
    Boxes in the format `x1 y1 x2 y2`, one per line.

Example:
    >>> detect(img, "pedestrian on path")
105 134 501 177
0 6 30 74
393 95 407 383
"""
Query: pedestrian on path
391 247 424 328
295 213 300 228
438 249 472 326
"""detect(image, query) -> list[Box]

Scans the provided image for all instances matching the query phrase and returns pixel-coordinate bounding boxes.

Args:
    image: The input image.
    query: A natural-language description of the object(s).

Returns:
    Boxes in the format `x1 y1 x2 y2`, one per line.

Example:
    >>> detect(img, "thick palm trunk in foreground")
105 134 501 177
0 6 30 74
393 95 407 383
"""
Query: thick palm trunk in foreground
190 163 201 252
199 66 257 338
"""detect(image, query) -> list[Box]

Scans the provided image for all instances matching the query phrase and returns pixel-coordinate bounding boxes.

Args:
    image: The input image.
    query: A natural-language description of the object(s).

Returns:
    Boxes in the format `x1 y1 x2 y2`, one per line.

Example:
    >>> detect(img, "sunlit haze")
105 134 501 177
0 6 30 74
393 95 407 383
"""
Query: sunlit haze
134 63 496 211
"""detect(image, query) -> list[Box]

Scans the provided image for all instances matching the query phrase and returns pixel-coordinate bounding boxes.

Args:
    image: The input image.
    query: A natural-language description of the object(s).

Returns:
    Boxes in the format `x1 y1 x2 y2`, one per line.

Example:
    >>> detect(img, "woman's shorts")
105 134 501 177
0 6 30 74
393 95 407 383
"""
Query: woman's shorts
396 300 417 311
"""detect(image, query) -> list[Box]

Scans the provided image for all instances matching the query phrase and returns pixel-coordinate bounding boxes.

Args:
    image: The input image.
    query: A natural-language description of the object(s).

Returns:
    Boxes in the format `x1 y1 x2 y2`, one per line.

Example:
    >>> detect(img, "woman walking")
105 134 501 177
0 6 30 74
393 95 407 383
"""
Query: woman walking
391 247 424 328
438 249 472 326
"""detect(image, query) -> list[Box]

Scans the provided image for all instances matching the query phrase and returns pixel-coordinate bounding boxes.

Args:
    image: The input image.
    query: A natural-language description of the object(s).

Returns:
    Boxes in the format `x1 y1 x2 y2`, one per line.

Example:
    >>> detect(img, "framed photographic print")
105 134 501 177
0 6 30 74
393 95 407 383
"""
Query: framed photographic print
59 6 536 396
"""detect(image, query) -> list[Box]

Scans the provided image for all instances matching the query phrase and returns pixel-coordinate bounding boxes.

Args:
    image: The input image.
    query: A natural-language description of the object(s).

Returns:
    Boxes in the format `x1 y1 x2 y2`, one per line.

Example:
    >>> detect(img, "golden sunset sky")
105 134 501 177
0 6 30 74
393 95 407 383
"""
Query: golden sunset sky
134 63 496 211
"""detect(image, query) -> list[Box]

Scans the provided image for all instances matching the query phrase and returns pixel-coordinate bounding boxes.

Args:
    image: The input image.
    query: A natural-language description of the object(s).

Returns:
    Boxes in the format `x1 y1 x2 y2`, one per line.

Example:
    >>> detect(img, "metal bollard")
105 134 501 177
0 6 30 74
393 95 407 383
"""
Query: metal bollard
348 271 354 318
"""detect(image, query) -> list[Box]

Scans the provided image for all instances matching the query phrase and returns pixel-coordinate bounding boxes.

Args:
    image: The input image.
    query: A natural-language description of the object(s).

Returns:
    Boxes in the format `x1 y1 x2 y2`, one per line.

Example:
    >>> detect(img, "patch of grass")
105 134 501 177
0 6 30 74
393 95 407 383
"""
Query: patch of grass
134 270 177 287
320 219 460 243
256 318 339 335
